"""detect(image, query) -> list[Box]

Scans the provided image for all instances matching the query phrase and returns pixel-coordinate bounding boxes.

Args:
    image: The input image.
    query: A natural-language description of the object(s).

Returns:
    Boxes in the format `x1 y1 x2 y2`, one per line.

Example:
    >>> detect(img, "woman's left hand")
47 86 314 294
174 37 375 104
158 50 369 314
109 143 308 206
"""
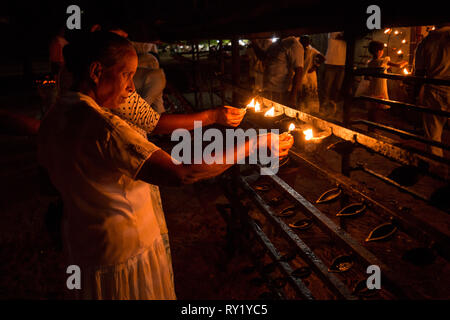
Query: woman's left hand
215 106 246 127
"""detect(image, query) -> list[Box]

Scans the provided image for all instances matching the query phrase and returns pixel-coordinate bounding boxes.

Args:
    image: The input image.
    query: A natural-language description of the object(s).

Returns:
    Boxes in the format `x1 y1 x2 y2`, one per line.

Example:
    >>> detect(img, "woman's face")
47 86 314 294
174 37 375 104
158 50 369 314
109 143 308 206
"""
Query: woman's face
96 49 138 109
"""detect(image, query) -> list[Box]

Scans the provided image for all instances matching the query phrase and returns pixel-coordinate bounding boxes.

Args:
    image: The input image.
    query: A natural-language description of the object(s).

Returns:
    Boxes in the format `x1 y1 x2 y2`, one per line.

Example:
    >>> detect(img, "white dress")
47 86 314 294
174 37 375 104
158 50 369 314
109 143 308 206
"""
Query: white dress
38 91 176 299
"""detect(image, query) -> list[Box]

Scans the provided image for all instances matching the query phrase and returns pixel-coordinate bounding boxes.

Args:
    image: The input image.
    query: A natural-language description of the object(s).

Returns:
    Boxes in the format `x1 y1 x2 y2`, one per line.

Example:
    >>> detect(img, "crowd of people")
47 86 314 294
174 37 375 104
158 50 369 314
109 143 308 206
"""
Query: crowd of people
247 26 449 157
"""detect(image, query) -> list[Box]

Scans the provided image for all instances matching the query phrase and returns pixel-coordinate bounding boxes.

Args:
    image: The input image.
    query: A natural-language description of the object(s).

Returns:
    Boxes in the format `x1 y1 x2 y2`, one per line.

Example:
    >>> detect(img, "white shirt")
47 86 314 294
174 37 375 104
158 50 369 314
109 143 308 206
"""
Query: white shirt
325 32 346 66
38 92 175 299
263 36 304 93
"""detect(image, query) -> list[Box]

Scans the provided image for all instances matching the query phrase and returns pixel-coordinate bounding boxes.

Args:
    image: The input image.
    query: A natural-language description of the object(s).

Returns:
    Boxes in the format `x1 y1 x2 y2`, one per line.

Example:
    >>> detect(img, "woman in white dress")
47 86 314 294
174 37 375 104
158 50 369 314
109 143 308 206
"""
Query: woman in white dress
38 32 293 299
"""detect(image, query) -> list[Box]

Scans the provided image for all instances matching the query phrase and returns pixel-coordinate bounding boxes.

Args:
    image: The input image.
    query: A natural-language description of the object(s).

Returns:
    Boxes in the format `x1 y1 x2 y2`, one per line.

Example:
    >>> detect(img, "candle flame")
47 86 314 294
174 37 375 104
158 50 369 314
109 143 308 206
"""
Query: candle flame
394 30 399 35
397 49 403 54
254 101 261 112
384 28 391 34
303 129 313 141
246 98 255 108
264 106 275 117
384 43 387 47
288 123 295 131
402 39 406 44
403 68 409 75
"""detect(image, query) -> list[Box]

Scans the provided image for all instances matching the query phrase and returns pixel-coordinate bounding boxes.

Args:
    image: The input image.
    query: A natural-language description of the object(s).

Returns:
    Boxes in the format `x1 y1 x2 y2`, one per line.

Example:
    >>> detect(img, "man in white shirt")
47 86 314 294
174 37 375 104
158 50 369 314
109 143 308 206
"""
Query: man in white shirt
414 24 450 158
321 32 347 115
261 34 304 106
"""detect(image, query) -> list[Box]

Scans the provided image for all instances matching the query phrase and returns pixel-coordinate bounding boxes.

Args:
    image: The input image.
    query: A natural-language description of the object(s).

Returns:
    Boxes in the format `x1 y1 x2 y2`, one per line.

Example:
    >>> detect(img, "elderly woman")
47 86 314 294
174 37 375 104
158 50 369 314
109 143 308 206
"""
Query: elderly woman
38 32 292 300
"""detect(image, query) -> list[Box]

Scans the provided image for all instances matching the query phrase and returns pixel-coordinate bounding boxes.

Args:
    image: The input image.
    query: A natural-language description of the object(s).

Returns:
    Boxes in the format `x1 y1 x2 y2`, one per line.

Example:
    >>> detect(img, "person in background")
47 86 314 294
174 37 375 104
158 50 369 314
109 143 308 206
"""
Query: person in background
247 38 272 92
49 25 68 79
255 32 304 106
365 41 407 124
131 41 167 114
38 31 293 299
414 23 450 158
298 35 325 114
321 32 346 116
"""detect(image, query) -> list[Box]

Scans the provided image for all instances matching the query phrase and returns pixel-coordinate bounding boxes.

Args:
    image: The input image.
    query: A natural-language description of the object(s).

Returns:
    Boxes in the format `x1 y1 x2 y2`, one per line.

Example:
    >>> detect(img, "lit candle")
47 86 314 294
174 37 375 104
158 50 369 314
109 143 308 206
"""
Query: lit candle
402 39 406 44
254 101 261 112
288 123 296 132
397 49 403 55
303 129 313 141
264 107 275 117
403 68 409 75
384 28 391 34
394 30 399 35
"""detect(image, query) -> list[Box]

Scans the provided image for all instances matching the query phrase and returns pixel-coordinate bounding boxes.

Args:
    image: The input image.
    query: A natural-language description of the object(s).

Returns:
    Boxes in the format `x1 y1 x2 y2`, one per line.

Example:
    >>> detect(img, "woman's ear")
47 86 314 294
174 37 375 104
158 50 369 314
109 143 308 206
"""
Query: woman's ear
89 61 103 85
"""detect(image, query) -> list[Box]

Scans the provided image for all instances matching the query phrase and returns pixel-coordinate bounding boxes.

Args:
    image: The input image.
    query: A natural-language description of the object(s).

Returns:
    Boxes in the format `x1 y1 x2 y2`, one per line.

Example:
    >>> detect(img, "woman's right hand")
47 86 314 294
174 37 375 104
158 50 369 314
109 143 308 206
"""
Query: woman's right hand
264 132 294 158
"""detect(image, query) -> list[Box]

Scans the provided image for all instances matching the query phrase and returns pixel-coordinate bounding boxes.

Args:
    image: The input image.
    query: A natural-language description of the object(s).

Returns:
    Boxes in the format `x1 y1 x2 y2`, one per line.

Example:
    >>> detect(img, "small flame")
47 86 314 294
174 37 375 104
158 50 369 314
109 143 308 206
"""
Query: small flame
397 49 403 55
264 107 275 117
402 39 406 44
303 129 313 141
431 26 436 30
288 123 295 131
384 43 387 47
384 28 391 34
394 30 399 35
403 68 409 75
254 101 261 112
246 98 255 108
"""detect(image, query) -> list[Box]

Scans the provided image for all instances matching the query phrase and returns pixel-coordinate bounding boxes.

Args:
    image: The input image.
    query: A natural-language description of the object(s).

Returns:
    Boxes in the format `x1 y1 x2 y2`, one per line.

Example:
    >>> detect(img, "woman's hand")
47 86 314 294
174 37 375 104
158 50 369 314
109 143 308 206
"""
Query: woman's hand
264 132 294 158
215 106 246 127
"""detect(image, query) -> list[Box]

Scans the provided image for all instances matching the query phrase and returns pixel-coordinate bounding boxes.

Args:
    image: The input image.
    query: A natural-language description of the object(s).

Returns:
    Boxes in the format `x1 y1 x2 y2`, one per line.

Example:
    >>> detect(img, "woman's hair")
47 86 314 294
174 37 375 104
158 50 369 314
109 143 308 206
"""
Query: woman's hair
63 31 135 80
368 40 385 56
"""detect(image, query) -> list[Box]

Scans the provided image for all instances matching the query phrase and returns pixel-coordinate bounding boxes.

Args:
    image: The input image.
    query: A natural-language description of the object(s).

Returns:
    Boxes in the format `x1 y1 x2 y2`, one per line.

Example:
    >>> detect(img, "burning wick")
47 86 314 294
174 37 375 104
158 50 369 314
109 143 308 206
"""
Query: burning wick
403 68 410 75
397 49 403 55
246 98 255 108
394 30 399 35
384 28 391 34
402 39 406 44
303 129 313 141
264 107 275 117
288 123 296 132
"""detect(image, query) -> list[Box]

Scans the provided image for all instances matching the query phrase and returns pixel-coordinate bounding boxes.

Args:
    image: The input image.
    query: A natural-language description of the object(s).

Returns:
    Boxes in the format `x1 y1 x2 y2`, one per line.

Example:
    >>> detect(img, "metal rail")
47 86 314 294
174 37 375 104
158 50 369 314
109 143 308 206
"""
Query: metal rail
353 69 450 87
236 176 358 300
354 95 450 118
287 150 450 255
262 170 419 299
222 82 450 180
217 201 315 300
351 119 450 151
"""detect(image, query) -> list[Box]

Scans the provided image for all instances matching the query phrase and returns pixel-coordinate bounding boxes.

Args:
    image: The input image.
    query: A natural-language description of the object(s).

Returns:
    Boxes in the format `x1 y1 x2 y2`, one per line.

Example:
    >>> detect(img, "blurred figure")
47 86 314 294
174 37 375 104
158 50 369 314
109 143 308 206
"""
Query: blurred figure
365 41 407 124
49 25 68 79
247 38 271 92
298 35 325 114
321 32 346 115
414 23 450 157
258 33 304 106
131 41 166 114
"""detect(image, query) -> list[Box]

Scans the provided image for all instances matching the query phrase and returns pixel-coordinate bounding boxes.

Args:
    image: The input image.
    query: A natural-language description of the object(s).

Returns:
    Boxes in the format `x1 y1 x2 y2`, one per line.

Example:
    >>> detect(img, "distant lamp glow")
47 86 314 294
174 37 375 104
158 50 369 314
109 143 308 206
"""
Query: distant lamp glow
431 26 436 30
272 37 279 43
384 43 387 47
264 107 275 117
394 30 399 35
402 39 407 44
303 129 313 141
